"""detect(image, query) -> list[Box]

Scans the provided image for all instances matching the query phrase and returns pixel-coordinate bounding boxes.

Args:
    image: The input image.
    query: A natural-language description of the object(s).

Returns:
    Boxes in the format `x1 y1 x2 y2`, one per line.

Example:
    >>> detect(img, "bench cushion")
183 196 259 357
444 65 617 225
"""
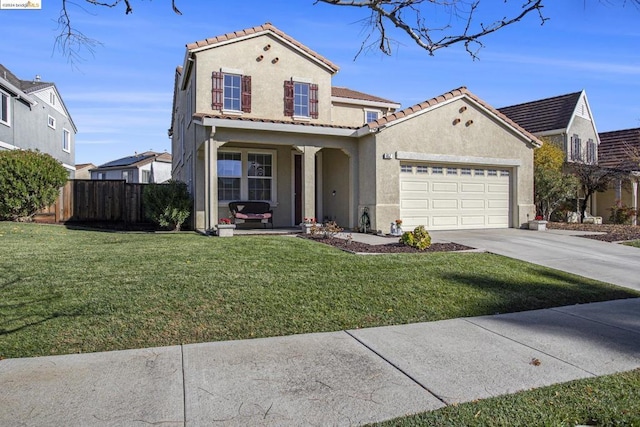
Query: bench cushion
233 212 272 220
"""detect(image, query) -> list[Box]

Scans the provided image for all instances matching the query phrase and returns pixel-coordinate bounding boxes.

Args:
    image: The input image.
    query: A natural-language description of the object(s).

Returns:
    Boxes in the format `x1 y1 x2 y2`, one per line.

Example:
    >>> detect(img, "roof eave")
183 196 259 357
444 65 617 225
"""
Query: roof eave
200 117 357 137
331 96 401 110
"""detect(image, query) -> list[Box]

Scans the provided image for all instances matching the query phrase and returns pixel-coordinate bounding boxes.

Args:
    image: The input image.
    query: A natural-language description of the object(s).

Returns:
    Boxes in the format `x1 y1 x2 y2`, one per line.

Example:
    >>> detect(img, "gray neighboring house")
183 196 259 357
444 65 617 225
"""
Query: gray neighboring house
0 64 77 177
90 151 172 183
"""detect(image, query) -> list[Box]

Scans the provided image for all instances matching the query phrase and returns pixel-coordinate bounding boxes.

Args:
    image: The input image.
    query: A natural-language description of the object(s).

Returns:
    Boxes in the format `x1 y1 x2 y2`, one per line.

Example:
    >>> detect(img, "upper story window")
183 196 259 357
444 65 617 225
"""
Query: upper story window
571 134 582 162
284 79 318 119
48 115 56 129
142 170 151 183
122 170 131 183
62 128 71 153
0 90 9 126
212 71 251 113
365 110 379 123
586 139 597 164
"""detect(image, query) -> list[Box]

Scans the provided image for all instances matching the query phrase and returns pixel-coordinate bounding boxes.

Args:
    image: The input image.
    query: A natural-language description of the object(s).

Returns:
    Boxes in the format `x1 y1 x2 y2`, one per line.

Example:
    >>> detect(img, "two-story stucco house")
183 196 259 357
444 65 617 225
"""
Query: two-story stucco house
0 64 77 177
170 23 541 232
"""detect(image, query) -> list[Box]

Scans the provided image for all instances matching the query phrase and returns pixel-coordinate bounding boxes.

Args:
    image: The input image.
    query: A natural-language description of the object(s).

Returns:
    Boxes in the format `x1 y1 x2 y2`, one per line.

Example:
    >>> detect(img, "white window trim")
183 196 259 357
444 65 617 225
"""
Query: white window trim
217 147 278 206
222 72 243 113
0 89 10 127
62 128 71 153
48 115 56 129
364 108 380 123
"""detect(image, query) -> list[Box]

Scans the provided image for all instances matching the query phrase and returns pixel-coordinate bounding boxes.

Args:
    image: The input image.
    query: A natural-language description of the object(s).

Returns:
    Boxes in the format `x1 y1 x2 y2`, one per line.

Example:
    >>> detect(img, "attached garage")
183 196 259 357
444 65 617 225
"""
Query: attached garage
399 163 511 230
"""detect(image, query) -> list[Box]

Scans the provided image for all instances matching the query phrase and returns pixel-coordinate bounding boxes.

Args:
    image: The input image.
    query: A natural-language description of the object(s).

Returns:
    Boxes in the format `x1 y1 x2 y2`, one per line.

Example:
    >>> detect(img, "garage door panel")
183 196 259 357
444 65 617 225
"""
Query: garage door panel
400 163 511 231
401 199 429 209
401 181 429 192
432 199 458 209
431 182 458 193
461 199 485 209
461 183 485 193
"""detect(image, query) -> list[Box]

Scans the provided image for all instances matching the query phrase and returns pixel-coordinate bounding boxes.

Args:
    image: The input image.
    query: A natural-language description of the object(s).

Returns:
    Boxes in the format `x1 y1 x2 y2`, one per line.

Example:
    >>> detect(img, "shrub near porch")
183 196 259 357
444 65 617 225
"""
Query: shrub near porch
0 222 637 359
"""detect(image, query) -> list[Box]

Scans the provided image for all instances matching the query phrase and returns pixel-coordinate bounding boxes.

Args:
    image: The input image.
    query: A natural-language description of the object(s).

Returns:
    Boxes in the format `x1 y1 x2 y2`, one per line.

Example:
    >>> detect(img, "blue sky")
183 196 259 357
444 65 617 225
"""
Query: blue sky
1 1 639 166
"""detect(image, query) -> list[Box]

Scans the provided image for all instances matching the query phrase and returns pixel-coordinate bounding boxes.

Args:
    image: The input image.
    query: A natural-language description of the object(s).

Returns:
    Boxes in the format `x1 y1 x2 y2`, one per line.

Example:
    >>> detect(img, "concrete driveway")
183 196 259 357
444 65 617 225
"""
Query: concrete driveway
430 228 640 291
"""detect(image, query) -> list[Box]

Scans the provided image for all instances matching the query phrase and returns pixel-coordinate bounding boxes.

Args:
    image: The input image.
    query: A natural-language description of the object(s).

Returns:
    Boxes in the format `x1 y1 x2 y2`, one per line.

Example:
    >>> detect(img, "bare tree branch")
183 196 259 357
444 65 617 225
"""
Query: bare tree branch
316 0 548 58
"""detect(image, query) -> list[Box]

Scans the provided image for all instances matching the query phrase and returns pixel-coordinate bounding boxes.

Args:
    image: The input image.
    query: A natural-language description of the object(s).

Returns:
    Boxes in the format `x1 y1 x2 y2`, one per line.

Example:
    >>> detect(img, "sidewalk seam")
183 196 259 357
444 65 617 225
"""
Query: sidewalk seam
343 330 448 406
550 305 640 336
461 318 598 377
181 344 187 426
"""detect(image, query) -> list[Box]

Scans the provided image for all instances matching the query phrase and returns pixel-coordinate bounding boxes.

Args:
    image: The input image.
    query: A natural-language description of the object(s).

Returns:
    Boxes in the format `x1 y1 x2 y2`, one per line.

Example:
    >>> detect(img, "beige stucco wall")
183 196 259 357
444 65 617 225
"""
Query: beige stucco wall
362 97 536 230
193 33 334 124
596 179 639 223
331 103 388 128
321 148 350 226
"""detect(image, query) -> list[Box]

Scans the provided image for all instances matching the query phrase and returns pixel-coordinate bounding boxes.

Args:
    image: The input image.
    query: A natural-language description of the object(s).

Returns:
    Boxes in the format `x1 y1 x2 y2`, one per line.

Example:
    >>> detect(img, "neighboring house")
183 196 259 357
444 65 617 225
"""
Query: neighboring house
596 127 639 224
91 151 172 183
170 23 541 232
499 90 601 215
0 64 77 177
74 163 95 179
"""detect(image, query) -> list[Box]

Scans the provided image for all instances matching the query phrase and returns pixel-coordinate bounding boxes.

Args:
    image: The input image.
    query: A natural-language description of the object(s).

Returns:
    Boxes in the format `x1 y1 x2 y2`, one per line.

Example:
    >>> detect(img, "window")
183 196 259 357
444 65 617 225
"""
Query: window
62 128 70 153
461 168 472 176
365 110 379 123
247 153 272 200
48 115 56 129
142 170 151 183
284 79 318 119
400 164 413 173
586 139 596 164
212 71 251 113
571 135 582 161
416 165 428 174
432 167 443 175
97 172 106 180
218 150 275 202
218 152 242 201
446 167 458 175
474 169 485 176
0 90 9 126
488 169 498 176
500 170 510 177
122 170 130 182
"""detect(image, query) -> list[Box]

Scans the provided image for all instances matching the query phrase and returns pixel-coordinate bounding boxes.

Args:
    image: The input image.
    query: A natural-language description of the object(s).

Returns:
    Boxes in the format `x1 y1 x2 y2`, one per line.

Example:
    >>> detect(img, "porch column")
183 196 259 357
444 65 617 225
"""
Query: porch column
297 145 320 221
204 131 226 232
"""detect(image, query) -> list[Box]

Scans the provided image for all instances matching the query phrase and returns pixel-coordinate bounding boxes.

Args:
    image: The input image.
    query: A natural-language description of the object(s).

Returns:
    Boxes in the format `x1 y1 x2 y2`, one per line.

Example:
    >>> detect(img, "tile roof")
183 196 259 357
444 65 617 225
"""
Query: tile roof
498 91 582 134
0 63 55 93
598 127 640 171
369 86 541 145
331 87 398 105
186 23 339 73
193 112 358 130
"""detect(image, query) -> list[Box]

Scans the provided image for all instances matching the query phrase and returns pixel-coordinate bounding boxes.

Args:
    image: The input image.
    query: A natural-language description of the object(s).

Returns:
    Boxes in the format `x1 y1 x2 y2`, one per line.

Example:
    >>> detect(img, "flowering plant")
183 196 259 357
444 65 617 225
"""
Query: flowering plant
395 219 403 225
219 218 232 225
534 215 543 221
303 217 316 224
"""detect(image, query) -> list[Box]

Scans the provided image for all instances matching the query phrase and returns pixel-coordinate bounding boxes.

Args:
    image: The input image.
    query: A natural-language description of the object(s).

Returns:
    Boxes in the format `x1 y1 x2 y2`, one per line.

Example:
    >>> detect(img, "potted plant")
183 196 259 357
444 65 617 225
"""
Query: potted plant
391 219 403 236
217 217 236 237
301 217 316 234
528 215 547 231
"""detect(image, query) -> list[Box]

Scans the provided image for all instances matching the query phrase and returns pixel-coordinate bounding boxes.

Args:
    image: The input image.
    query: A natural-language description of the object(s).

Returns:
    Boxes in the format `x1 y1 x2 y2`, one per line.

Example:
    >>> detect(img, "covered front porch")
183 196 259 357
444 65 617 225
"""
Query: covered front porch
191 121 359 232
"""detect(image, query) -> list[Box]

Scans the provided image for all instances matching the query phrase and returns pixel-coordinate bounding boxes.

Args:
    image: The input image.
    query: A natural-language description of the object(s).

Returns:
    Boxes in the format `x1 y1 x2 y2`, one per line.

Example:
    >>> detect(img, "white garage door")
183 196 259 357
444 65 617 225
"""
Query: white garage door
399 164 510 231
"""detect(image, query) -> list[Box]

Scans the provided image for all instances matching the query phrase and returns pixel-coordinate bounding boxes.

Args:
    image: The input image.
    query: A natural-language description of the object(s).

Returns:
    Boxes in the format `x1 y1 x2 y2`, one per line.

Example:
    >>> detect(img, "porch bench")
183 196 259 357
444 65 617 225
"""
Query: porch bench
229 201 273 228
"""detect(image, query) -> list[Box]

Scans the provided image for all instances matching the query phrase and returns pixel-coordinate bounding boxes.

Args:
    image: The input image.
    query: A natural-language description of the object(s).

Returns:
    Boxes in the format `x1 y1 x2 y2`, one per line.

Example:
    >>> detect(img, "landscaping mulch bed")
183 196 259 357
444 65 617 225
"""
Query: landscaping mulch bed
546 222 640 242
299 235 473 253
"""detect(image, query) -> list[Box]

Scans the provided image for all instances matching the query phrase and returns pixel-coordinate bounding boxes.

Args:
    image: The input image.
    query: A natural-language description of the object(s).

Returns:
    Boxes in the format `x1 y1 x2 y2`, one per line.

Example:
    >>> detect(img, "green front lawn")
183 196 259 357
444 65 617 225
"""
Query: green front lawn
623 240 640 248
1 222 638 359
373 369 640 426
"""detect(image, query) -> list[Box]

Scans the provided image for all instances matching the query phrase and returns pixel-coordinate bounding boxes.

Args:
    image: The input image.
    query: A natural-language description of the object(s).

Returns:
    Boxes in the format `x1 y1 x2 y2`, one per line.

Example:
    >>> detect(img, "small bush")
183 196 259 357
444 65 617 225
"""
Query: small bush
400 225 432 250
142 180 192 231
0 150 68 221
609 202 637 224
310 220 343 238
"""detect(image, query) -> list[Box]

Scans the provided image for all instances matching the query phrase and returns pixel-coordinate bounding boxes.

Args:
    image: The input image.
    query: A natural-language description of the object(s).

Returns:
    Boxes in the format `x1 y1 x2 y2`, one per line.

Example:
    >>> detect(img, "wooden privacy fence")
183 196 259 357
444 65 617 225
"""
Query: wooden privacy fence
35 180 150 224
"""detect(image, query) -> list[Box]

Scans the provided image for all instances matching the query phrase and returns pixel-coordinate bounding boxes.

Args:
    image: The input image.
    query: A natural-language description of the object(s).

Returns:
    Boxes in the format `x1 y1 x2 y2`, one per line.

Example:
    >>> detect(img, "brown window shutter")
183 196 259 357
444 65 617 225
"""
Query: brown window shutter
241 75 251 113
212 71 223 110
310 84 319 119
284 79 294 117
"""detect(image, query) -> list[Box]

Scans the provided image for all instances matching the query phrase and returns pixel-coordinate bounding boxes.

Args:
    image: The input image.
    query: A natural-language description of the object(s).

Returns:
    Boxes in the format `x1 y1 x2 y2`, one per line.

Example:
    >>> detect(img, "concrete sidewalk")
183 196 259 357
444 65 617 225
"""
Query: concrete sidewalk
2 298 639 426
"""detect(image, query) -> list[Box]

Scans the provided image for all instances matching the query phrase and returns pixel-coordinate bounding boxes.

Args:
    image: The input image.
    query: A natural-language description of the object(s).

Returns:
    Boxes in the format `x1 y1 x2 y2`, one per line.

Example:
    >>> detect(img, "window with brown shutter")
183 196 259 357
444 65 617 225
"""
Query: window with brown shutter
284 79 294 116
241 75 251 113
212 71 223 110
309 83 318 119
